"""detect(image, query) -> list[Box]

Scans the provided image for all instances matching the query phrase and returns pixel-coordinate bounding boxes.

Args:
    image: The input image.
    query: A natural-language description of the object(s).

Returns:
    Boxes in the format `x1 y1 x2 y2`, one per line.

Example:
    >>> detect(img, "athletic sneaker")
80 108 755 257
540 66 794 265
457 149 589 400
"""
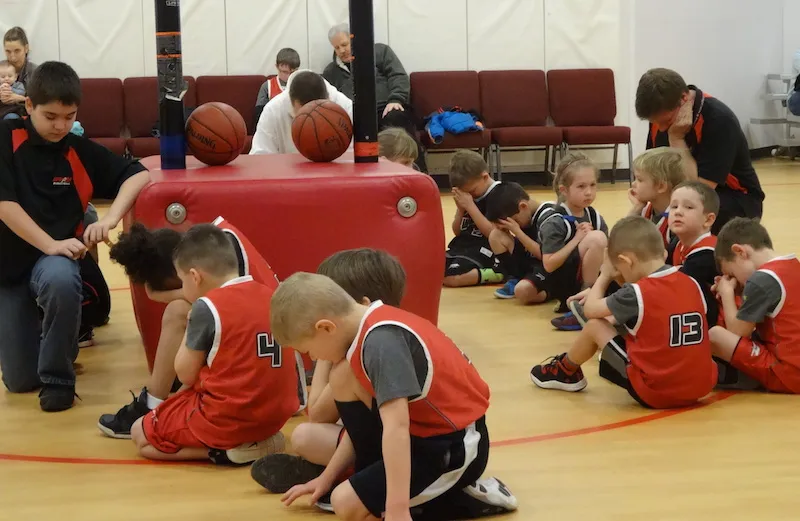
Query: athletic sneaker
315 491 334 513
553 299 570 313
39 384 77 412
209 431 286 466
97 388 151 439
551 311 581 331
530 353 587 392
479 268 504 284
251 453 326 493
494 279 519 299
78 327 94 348
462 477 519 515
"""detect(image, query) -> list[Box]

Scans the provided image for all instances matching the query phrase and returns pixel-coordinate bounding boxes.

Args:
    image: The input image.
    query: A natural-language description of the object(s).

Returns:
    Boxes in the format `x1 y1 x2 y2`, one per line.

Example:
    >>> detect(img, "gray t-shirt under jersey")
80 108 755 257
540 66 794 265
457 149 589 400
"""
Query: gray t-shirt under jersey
539 212 608 255
737 271 783 323
362 325 429 407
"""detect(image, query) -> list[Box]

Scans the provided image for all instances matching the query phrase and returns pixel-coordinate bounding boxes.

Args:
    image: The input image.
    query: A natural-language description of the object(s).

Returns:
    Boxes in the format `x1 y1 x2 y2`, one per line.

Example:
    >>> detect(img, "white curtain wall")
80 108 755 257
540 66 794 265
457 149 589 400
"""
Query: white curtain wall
1 0 796 169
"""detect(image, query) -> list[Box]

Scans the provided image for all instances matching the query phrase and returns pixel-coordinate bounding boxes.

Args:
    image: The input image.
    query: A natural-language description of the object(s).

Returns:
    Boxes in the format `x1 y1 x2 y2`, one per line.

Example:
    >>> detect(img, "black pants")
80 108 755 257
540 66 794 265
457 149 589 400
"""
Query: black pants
713 188 763 235
79 255 111 331
380 105 427 173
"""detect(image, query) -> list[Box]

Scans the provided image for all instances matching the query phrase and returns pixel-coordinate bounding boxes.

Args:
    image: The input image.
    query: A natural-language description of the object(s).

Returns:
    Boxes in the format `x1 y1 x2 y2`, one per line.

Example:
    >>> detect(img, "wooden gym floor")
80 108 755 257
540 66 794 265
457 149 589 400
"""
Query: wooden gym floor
1 159 800 521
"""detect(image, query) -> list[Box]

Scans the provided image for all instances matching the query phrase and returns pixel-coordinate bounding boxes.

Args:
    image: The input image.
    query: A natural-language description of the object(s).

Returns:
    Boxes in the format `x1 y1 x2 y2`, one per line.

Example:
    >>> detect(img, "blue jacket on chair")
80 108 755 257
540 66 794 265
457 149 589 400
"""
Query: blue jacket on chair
425 108 483 144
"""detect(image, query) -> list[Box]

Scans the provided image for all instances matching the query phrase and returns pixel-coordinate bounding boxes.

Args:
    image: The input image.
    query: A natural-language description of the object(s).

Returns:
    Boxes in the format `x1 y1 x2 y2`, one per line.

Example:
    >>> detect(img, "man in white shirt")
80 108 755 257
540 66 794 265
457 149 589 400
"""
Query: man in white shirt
250 69 353 155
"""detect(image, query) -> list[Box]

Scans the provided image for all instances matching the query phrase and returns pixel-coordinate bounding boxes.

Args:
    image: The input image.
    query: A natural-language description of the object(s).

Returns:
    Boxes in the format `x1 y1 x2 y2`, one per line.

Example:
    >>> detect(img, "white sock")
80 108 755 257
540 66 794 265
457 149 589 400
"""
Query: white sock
146 392 164 410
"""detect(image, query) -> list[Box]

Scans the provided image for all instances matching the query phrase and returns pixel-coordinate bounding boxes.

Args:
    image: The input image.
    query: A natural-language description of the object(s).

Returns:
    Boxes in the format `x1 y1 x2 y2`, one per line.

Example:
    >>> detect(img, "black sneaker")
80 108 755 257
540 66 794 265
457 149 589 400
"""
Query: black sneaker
530 353 587 392
97 388 152 439
78 327 94 348
39 384 77 412
251 453 326 493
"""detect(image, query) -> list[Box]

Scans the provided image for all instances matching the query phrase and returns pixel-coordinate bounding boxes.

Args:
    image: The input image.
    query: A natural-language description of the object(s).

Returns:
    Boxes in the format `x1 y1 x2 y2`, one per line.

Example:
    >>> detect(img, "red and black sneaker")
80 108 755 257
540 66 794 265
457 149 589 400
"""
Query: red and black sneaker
530 353 587 392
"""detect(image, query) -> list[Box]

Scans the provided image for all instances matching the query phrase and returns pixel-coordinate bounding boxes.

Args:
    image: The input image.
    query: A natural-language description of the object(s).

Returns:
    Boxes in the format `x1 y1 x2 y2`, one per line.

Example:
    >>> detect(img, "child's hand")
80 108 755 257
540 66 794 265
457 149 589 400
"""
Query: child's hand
282 475 334 507
628 188 645 209
567 287 590 305
498 217 522 236
574 222 592 242
600 248 619 278
715 275 738 298
83 218 117 249
452 188 474 211
46 238 87 260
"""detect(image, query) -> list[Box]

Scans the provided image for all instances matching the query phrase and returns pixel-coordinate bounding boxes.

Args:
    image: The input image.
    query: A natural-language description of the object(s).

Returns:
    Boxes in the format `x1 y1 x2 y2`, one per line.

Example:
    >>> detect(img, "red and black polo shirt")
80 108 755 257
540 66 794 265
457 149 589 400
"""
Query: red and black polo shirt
646 86 764 201
0 117 146 285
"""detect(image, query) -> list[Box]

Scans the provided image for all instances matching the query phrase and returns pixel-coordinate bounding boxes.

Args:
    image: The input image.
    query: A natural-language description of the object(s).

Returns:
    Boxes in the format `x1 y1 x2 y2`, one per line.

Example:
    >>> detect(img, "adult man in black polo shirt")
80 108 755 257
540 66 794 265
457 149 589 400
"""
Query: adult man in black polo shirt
0 61 149 411
636 68 764 234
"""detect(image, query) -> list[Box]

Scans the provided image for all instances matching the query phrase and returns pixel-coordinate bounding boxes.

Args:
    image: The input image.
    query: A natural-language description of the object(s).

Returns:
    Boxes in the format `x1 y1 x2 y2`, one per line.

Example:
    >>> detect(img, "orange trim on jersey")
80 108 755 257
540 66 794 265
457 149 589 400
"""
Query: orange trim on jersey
65 147 93 236
694 113 704 144
11 128 28 153
650 123 658 147
268 76 283 100
726 173 747 193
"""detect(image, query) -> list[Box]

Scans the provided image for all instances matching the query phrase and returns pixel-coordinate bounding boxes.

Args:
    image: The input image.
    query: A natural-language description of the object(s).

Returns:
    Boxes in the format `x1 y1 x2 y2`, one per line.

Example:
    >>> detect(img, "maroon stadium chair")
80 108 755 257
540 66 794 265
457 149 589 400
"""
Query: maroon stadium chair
547 68 632 182
195 75 266 152
123 76 197 159
479 70 562 179
79 78 126 156
410 71 491 169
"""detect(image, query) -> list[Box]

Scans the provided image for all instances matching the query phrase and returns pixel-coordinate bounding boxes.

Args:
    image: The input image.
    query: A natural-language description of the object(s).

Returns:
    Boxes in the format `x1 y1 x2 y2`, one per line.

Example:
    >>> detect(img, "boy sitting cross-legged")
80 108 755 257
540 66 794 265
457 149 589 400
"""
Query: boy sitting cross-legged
273 272 518 520
710 218 800 394
531 216 717 408
130 224 297 463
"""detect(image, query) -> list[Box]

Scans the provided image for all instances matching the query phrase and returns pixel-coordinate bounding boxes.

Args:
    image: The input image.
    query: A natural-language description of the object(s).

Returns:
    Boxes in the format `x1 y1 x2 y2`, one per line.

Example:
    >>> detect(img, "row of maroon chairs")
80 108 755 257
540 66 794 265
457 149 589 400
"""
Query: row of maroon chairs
410 68 633 179
79 75 269 158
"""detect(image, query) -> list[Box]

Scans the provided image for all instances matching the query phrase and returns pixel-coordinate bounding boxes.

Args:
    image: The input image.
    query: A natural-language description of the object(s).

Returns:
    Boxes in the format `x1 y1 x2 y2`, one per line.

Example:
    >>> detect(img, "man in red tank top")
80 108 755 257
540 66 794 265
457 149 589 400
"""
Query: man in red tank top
272 272 518 521
531 216 717 408
711 218 800 393
130 225 295 464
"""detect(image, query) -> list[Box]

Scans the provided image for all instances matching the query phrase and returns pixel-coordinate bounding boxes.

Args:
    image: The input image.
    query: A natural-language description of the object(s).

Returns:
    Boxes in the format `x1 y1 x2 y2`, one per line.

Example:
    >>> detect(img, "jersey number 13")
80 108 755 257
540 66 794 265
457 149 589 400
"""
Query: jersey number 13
669 312 704 347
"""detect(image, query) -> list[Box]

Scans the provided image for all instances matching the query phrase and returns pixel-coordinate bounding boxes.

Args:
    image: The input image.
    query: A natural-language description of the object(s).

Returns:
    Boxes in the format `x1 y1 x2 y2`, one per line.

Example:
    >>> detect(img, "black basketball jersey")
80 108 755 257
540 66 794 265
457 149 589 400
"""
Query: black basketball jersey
536 202 603 243
447 181 501 252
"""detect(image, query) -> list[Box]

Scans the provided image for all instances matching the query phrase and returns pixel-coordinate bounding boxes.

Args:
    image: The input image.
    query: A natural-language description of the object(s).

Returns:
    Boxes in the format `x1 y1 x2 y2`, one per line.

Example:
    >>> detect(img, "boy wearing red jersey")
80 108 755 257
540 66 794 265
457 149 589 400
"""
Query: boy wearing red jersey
711 218 800 393
531 216 717 408
272 272 517 521
130 225 296 464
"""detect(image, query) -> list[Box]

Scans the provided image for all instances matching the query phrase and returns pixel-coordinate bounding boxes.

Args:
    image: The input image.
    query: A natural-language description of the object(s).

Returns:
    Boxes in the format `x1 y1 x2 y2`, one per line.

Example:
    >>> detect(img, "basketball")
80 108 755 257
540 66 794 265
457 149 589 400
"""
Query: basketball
291 100 353 162
185 102 247 166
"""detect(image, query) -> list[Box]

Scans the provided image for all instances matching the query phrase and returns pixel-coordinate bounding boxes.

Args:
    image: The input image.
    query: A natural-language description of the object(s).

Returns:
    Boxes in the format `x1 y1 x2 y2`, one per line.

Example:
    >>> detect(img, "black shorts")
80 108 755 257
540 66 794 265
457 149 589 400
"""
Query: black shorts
445 247 498 276
537 249 582 303
713 188 763 235
336 400 489 519
597 336 652 408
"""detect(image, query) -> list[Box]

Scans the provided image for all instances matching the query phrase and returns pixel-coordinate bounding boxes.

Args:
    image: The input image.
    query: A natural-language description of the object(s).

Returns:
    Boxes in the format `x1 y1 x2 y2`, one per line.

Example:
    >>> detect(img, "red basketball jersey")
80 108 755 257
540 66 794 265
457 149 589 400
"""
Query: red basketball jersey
213 216 279 290
187 276 298 449
347 303 490 437
641 203 672 248
671 232 717 266
751 256 800 391
268 76 284 100
624 267 717 408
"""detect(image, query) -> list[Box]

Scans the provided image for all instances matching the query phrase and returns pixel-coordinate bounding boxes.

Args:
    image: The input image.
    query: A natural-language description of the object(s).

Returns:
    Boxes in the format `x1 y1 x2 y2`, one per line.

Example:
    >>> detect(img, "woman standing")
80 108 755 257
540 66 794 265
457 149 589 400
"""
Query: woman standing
2 27 37 106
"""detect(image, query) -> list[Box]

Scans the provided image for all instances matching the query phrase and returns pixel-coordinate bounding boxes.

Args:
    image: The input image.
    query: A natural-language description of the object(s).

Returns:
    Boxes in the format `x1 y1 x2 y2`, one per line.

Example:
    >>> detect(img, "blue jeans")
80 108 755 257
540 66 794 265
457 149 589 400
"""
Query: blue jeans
0 255 81 392
788 90 800 117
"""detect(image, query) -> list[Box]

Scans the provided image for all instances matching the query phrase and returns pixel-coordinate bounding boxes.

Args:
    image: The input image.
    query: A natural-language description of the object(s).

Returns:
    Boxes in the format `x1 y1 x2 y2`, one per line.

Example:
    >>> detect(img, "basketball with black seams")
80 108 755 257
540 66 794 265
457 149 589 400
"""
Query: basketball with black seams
185 102 247 166
291 100 353 162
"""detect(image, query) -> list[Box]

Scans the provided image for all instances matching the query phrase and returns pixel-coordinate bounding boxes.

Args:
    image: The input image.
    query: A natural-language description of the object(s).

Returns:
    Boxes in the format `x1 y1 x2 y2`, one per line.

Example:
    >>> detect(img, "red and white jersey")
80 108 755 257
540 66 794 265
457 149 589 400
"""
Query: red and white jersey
268 76 284 100
752 256 800 389
671 232 717 266
213 216 279 290
188 276 298 448
641 202 672 248
347 302 490 437
624 267 717 408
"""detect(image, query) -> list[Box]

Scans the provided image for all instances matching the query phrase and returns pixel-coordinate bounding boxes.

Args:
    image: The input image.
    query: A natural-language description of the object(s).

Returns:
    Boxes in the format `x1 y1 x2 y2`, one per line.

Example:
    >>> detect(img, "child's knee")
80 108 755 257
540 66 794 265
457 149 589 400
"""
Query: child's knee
290 423 314 455
489 229 513 254
131 417 147 448
331 482 371 521
2 372 41 394
443 270 477 288
514 280 545 304
36 257 81 302
162 299 191 328
580 231 608 253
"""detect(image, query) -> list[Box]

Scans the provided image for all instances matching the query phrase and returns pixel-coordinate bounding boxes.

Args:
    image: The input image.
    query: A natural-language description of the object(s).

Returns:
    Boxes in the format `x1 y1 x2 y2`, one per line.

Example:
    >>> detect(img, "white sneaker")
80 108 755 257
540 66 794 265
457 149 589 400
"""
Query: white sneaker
463 476 518 512
225 431 286 465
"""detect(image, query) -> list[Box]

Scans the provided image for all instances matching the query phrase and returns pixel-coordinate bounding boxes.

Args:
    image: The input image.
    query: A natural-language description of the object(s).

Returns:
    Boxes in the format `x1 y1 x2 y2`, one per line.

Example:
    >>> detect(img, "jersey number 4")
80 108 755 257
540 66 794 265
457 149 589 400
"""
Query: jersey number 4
257 333 282 367
669 312 704 347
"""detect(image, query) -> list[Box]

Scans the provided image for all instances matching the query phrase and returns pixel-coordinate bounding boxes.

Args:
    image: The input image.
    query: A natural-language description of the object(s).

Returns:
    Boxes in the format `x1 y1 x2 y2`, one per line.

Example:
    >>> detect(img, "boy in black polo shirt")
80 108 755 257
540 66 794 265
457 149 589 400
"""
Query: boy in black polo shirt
0 61 149 411
635 68 764 234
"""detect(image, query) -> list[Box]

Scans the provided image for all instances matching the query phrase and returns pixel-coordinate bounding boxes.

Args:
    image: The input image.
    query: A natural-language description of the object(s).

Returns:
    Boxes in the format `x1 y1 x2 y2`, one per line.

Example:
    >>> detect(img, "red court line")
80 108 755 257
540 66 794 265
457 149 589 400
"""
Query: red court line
0 392 735 466
110 286 130 292
492 391 735 447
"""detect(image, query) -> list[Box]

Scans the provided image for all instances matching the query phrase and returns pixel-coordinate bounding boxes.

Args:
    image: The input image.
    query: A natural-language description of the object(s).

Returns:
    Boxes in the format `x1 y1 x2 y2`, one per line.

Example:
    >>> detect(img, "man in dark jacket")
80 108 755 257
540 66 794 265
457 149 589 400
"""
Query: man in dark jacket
323 23 426 172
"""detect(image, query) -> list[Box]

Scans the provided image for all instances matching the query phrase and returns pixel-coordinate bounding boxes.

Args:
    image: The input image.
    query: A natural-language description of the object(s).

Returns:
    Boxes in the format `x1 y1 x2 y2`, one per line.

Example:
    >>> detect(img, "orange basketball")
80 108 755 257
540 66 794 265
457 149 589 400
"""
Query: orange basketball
291 100 353 162
185 102 247 166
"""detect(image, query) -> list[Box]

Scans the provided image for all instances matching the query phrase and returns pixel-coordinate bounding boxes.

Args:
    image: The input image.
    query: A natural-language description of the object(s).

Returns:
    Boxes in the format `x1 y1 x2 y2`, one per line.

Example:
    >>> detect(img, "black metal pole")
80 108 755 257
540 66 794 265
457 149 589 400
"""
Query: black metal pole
155 0 187 169
349 0 379 163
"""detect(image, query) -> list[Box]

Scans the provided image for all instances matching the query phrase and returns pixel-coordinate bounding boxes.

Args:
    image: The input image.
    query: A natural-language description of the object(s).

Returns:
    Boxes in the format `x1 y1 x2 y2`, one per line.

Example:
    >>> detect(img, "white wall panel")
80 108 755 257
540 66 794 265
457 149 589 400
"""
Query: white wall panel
466 0 545 71
387 0 467 73
633 0 784 149
57 0 145 78
226 0 309 76
306 0 389 75
0 0 61 64
783 0 800 74
142 0 227 78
